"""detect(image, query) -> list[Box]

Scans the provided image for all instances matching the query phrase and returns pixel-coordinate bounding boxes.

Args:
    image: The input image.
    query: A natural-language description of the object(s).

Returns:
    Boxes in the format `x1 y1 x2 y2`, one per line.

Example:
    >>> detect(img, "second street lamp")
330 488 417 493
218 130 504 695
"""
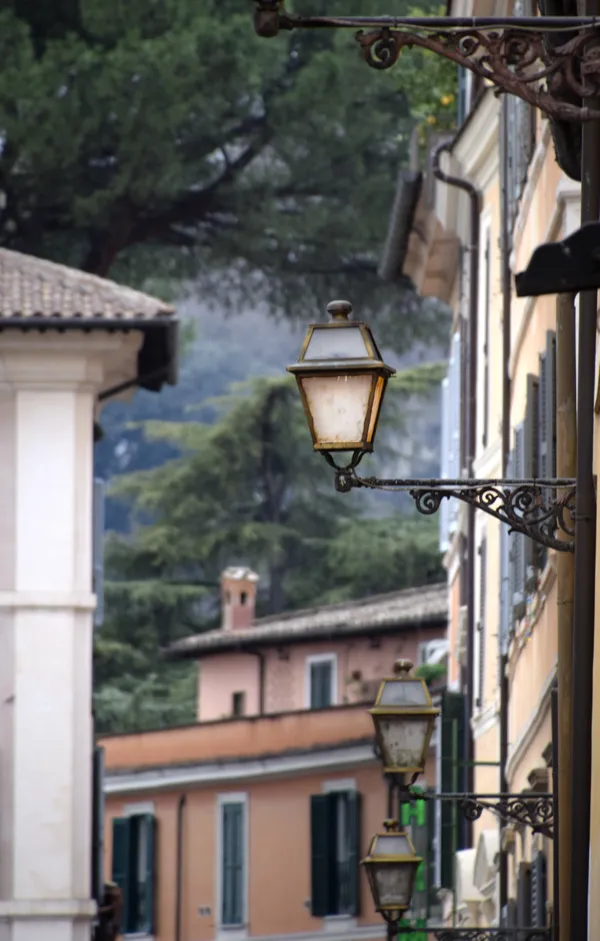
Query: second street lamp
362 820 422 925
370 659 439 779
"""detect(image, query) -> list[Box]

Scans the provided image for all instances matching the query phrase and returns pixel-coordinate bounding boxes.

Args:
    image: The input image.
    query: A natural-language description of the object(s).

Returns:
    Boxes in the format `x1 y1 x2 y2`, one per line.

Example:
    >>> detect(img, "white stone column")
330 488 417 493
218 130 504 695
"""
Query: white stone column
0 332 142 941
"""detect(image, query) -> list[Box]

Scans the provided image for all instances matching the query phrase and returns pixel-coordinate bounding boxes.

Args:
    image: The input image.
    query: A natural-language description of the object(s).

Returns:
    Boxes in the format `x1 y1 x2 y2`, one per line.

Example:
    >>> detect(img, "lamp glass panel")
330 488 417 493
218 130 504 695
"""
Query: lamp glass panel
372 834 412 857
366 375 386 444
372 863 414 908
376 716 431 770
304 325 369 360
300 373 373 446
379 679 429 707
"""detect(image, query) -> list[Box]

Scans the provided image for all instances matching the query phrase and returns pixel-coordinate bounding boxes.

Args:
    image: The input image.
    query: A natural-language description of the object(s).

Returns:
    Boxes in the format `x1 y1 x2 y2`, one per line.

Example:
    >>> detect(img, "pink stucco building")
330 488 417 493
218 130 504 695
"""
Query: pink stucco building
167 567 448 722
100 575 447 941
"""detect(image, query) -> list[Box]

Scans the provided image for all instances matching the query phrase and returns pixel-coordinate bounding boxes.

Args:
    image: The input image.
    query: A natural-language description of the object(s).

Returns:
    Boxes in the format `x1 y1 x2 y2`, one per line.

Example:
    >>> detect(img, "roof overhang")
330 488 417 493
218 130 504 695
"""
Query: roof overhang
0 248 178 394
379 147 459 305
164 611 447 661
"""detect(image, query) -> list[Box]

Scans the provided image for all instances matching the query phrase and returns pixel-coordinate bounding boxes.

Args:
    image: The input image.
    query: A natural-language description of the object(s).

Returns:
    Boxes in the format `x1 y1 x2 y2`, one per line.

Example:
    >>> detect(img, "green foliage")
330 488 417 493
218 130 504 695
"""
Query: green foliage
0 0 454 335
414 662 447 687
95 373 444 733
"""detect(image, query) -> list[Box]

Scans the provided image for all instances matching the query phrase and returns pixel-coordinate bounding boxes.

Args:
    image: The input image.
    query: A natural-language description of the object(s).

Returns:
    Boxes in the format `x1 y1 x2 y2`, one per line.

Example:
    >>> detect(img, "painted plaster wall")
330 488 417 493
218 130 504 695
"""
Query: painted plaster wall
197 627 445 722
104 763 393 941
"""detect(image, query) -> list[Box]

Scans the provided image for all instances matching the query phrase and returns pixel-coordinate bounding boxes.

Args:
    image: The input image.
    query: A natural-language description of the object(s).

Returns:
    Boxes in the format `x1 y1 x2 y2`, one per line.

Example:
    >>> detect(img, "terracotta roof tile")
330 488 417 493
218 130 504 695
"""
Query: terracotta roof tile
0 247 174 321
166 581 447 659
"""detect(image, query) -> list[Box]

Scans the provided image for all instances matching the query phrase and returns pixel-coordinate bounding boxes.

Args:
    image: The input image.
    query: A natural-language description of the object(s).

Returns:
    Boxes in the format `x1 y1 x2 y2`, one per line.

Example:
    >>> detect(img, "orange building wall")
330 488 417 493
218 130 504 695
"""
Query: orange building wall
104 762 430 941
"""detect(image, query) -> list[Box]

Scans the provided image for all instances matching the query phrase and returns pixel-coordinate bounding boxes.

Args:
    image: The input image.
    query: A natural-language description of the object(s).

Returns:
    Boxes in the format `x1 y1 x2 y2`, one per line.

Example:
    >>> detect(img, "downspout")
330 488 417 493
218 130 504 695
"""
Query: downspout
433 142 480 843
249 650 266 715
175 794 187 941
498 95 511 926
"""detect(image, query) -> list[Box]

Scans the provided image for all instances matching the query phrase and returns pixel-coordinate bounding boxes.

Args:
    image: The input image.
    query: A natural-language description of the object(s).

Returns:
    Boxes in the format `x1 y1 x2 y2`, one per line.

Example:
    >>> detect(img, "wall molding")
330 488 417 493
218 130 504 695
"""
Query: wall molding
105 744 377 795
506 662 557 783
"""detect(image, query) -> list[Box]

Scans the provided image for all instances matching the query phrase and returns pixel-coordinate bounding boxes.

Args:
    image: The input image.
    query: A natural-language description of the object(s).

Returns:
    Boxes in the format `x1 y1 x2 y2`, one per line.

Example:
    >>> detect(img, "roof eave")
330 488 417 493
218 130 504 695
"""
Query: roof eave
163 611 448 662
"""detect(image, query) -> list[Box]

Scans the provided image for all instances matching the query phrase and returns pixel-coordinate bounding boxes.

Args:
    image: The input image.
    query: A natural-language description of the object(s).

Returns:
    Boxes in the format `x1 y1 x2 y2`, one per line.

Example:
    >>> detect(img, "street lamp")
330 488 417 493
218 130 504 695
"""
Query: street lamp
362 819 422 924
287 297 575 553
286 299 395 455
370 659 439 779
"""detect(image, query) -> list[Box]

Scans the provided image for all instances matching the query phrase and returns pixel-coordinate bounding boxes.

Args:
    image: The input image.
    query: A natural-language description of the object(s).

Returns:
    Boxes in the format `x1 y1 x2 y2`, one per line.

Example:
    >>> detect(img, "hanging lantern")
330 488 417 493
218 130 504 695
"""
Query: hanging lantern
287 299 395 453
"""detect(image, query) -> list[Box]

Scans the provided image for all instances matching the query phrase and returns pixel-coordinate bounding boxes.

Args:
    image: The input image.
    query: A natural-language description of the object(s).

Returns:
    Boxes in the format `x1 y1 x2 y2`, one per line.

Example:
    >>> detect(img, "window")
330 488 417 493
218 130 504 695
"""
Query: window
111 813 156 936
232 691 246 717
310 791 361 918
475 537 487 710
219 798 246 928
307 655 336 709
240 591 247 605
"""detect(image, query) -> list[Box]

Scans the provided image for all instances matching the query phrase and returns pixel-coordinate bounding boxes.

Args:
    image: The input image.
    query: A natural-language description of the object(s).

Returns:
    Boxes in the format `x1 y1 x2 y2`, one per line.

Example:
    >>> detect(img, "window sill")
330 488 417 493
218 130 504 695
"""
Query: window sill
323 916 358 933
216 926 248 941
124 934 154 941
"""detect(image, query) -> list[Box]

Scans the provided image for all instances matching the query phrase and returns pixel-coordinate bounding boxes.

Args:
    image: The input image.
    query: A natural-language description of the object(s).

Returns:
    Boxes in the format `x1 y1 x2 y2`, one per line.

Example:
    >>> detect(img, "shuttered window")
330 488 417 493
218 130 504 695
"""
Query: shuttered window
440 330 462 550
476 537 487 709
538 331 557 570
437 691 467 890
531 851 548 926
111 814 156 935
309 658 335 709
310 791 361 918
505 3 535 232
93 478 105 628
482 230 491 449
222 802 245 927
517 861 533 929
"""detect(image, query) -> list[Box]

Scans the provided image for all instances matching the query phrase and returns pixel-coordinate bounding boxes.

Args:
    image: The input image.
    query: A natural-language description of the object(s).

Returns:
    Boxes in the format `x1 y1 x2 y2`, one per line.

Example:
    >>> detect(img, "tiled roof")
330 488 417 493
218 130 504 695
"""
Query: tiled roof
0 247 174 321
166 581 447 659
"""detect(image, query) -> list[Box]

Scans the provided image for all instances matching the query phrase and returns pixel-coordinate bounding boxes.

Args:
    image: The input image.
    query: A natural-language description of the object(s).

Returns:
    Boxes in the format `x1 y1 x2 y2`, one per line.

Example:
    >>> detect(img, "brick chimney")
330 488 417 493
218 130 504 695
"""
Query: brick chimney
221 567 259 631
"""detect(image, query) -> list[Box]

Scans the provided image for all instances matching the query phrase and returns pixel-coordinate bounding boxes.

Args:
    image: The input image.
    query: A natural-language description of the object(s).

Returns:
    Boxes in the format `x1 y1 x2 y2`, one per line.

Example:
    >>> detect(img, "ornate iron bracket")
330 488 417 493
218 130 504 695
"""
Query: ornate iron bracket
252 2 600 122
325 455 576 552
415 791 554 839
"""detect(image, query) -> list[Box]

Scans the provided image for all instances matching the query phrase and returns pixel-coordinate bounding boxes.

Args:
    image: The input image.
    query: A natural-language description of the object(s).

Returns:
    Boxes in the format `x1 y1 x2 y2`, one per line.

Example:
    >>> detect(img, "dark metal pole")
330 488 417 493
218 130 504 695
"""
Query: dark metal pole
551 682 560 941
175 793 187 941
498 93 511 926
433 143 480 843
569 10 600 938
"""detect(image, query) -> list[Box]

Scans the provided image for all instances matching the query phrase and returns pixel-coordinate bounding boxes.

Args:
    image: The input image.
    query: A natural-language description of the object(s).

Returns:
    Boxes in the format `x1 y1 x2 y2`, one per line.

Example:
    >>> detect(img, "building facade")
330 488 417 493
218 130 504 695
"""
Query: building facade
379 0 583 928
100 579 447 941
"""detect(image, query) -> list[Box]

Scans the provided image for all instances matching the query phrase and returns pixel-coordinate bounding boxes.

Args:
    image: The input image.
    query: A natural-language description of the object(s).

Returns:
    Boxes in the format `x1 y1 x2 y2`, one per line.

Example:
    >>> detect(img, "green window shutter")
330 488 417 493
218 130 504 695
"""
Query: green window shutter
310 662 333 709
142 814 157 935
310 794 334 917
512 425 527 619
222 803 244 926
439 691 465 890
346 791 362 917
476 537 487 709
111 817 132 934
531 851 548 926
517 861 532 928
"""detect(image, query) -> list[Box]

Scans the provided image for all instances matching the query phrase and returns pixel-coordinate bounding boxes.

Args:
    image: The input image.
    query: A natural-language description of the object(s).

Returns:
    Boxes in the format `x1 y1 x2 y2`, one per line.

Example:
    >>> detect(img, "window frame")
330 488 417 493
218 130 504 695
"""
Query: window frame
111 805 156 938
216 793 249 937
305 653 338 709
310 782 361 921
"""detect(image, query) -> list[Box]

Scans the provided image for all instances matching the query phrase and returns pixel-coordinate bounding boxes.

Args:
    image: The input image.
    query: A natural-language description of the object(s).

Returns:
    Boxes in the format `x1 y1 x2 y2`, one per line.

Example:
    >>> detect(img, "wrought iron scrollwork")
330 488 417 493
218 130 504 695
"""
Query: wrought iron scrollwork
329 465 576 551
410 790 554 838
251 2 600 122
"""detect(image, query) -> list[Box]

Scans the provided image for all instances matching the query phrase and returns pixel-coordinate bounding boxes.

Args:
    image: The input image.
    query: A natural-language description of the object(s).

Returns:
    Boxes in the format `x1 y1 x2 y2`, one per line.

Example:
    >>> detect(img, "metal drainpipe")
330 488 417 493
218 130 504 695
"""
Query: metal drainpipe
498 95 511 925
569 6 600 936
433 141 481 844
249 649 266 715
175 793 187 941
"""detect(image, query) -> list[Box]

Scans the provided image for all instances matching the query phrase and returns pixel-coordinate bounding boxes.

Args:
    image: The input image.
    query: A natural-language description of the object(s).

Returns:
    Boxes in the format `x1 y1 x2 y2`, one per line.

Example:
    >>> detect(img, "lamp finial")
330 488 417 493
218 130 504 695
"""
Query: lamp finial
327 299 353 322
394 658 414 676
